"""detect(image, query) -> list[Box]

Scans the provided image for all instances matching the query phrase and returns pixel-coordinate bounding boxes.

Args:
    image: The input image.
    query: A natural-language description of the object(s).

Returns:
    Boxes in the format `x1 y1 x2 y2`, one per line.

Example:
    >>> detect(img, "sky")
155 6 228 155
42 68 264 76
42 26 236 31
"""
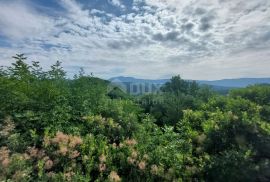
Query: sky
0 0 270 80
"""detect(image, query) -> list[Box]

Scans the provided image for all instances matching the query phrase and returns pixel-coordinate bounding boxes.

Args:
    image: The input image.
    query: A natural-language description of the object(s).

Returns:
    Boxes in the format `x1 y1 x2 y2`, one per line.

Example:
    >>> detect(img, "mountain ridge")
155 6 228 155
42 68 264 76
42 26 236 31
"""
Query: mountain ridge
109 76 270 88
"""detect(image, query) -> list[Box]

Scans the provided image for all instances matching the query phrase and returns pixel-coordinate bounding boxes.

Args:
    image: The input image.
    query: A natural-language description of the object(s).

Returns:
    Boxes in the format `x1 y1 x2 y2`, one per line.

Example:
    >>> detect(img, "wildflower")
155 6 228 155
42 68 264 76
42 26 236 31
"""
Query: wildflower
69 136 83 148
159 166 165 175
233 115 239 120
59 146 68 156
131 150 138 159
2 158 9 167
109 171 121 182
99 154 106 163
71 162 76 168
64 171 75 181
151 165 164 175
12 170 28 181
127 157 135 165
53 131 69 144
0 147 10 161
43 136 51 146
46 172 55 178
23 153 30 160
27 147 39 158
124 138 137 146
43 156 50 161
112 143 117 149
17 154 24 161
82 116 88 120
83 155 89 161
138 161 146 170
45 160 54 170
0 116 15 137
151 165 159 175
69 150 80 159
143 154 149 160
37 149 46 159
99 163 106 172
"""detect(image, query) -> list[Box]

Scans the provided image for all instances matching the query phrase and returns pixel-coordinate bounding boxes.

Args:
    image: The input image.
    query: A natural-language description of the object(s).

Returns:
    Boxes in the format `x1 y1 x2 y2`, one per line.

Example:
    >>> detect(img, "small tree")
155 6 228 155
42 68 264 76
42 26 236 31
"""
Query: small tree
9 54 31 80
48 61 66 79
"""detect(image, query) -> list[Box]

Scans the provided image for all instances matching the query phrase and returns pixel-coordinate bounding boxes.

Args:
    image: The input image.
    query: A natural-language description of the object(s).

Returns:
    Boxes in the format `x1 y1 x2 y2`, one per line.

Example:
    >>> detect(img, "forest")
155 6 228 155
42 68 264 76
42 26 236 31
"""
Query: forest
0 54 270 182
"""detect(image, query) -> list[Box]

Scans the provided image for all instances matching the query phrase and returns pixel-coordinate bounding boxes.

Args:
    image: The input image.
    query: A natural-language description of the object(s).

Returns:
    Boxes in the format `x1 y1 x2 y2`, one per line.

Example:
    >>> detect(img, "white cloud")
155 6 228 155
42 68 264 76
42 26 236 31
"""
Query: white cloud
0 1 54 40
145 0 192 9
0 0 270 80
108 0 125 9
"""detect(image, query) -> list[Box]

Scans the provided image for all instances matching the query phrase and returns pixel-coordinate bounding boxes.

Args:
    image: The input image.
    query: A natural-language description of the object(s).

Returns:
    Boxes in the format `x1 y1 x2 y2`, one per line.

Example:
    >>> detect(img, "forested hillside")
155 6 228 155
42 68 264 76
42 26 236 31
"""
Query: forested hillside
0 55 270 181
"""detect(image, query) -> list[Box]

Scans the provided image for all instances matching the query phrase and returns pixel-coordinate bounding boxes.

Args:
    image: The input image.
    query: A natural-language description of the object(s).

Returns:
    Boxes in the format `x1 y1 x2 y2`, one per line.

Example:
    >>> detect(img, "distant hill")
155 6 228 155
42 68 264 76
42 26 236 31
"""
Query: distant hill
197 78 270 88
108 76 270 95
109 76 169 84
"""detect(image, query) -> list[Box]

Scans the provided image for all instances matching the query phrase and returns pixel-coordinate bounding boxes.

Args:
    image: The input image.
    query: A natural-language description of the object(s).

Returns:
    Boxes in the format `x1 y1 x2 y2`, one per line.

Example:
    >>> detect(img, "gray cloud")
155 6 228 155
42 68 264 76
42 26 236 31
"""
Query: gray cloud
152 31 180 42
199 13 215 31
195 8 207 15
181 23 194 32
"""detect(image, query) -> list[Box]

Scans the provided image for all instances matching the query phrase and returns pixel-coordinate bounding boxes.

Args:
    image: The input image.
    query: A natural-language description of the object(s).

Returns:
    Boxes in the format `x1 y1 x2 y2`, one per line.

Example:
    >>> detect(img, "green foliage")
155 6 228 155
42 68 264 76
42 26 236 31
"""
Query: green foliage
177 95 270 181
230 85 270 121
108 87 131 100
139 76 213 126
0 55 270 181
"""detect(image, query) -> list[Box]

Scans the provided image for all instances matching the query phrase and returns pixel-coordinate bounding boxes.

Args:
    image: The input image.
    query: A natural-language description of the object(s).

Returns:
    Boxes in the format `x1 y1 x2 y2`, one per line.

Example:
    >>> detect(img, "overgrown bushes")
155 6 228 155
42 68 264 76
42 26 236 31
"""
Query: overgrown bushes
0 55 269 181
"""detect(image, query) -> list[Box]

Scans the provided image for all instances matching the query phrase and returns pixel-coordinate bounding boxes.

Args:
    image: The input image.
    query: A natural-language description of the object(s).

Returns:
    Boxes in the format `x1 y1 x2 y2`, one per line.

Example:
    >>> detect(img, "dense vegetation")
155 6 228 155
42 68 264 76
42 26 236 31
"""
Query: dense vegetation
0 54 269 181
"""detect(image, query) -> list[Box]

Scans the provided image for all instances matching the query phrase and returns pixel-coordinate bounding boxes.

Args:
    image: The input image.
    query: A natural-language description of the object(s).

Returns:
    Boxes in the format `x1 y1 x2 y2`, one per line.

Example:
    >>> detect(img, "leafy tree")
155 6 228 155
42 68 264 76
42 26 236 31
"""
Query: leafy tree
140 76 210 126
48 61 66 80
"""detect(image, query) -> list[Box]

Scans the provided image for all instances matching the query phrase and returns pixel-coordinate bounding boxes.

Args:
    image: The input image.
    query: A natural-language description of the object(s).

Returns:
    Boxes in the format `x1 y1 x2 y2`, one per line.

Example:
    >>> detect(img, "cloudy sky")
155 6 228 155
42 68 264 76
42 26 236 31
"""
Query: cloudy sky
0 0 270 80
